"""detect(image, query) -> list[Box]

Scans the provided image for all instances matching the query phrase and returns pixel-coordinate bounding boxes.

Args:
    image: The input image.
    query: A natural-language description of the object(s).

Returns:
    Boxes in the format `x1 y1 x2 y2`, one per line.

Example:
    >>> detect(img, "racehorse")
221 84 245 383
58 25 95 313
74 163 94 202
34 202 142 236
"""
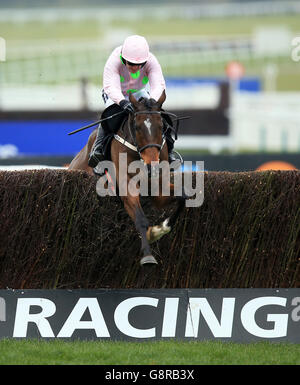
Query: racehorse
69 91 187 265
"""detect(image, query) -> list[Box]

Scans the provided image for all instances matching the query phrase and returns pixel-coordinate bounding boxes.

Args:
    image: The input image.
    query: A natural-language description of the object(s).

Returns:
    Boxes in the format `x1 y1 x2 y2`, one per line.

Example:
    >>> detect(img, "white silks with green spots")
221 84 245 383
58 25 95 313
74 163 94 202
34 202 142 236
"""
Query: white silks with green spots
102 45 166 107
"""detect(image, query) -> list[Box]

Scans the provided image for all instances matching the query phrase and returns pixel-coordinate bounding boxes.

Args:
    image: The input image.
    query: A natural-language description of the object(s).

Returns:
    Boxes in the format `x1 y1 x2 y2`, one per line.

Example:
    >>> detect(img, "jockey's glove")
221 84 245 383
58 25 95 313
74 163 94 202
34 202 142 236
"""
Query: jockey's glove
119 99 134 114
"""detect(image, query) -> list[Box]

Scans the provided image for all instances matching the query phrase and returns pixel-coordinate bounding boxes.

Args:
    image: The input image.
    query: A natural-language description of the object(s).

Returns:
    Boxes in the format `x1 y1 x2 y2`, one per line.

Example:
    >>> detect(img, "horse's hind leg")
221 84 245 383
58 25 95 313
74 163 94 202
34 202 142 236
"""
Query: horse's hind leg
68 129 96 176
122 195 158 266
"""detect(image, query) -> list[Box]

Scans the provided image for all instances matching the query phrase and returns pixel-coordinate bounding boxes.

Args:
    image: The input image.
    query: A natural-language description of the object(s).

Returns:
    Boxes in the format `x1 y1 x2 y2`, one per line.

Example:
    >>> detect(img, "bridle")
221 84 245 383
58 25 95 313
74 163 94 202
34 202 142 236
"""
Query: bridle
113 109 181 161
67 104 190 162
130 110 166 157
68 106 191 142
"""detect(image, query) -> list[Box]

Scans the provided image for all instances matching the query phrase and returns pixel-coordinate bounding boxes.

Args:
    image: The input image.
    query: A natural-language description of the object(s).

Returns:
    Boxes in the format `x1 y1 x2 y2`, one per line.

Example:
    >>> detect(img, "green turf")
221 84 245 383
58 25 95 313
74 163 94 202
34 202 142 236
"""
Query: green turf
6 13 296 41
112 14 300 38
2 14 299 41
0 20 104 41
0 339 299 365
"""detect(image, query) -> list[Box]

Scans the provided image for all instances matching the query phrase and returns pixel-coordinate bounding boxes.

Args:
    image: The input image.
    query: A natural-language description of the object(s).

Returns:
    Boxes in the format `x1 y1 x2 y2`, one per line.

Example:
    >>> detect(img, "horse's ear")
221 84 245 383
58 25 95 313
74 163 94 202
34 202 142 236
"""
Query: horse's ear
129 93 139 109
156 90 166 109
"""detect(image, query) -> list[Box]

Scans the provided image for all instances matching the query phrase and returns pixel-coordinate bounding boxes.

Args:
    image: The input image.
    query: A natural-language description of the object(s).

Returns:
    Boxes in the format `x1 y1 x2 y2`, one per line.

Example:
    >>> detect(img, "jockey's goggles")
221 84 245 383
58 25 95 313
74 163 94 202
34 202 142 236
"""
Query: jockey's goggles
122 57 147 68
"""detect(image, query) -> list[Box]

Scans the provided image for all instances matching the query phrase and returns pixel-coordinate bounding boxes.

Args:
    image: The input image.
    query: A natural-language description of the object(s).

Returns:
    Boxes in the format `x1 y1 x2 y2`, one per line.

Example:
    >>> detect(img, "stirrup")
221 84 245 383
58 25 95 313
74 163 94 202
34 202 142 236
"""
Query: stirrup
93 163 106 177
168 150 183 165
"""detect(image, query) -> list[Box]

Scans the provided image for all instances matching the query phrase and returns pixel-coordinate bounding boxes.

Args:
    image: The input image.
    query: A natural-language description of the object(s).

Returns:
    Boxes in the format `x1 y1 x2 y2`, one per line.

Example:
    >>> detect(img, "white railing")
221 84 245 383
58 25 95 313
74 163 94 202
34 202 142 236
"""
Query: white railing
231 92 300 152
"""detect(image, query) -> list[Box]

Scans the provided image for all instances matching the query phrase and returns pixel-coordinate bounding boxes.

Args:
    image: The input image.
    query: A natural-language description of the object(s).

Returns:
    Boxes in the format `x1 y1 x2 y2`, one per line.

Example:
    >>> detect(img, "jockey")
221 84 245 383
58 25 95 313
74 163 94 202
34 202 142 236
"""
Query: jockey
88 34 176 168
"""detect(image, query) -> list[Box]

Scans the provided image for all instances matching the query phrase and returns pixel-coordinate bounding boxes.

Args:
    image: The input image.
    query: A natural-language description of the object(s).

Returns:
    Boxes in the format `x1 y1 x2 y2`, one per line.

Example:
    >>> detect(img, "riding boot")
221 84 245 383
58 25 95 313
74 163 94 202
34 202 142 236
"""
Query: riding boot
165 131 177 163
88 124 106 168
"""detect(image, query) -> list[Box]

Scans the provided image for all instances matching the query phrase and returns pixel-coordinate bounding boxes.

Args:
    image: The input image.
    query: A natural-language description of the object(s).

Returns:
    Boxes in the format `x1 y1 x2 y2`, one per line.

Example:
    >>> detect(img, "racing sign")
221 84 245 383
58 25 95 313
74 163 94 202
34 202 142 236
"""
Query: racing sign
0 288 299 342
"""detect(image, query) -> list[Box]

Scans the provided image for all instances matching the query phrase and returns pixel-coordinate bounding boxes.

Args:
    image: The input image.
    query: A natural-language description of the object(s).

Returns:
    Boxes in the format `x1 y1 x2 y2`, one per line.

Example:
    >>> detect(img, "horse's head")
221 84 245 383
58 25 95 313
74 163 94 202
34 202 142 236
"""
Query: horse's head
128 91 167 166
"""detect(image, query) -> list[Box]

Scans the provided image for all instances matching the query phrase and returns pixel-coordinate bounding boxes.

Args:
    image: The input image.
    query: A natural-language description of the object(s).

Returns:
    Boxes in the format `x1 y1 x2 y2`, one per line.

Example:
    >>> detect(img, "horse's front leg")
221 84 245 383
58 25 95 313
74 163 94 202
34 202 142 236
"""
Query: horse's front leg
148 182 187 244
122 194 158 266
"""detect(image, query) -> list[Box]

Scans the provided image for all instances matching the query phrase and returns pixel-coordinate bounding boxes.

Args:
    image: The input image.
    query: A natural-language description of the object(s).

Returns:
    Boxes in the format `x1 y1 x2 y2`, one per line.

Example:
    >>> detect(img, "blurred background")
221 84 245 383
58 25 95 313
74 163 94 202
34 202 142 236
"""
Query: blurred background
1 0 300 171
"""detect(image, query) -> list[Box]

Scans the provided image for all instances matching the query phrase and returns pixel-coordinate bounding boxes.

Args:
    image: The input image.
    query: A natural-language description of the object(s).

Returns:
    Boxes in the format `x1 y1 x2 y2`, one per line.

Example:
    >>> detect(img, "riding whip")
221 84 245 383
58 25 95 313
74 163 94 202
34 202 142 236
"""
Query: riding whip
67 110 191 138
67 110 125 136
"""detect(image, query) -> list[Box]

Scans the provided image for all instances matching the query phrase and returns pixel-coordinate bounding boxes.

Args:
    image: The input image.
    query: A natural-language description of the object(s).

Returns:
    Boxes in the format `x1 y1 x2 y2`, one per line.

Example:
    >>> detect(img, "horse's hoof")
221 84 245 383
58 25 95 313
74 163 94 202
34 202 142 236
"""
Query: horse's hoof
140 255 158 266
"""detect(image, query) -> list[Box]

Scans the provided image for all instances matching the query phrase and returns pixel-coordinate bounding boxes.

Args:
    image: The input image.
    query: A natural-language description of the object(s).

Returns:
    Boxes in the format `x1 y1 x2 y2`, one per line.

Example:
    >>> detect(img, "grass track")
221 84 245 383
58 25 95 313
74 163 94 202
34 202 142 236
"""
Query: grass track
2 14 300 41
0 340 299 365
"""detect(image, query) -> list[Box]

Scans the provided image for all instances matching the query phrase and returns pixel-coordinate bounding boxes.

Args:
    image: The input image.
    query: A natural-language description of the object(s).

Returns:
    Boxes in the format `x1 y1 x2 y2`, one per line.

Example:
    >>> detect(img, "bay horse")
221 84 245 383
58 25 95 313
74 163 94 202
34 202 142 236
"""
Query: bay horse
69 91 186 265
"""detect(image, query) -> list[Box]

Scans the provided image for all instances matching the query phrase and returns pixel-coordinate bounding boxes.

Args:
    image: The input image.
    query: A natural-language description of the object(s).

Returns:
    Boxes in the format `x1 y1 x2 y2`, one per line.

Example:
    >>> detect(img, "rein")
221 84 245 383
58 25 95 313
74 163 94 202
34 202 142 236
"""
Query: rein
67 109 190 138
67 106 190 162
